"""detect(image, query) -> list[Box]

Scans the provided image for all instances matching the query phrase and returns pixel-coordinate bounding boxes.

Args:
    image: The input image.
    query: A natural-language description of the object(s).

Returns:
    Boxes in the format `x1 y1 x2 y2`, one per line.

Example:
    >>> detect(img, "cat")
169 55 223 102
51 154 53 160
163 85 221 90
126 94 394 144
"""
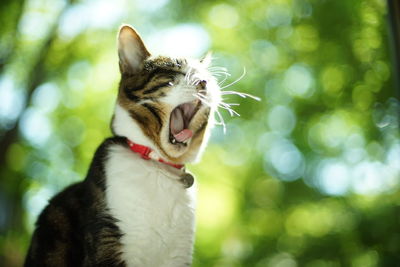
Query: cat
24 24 221 267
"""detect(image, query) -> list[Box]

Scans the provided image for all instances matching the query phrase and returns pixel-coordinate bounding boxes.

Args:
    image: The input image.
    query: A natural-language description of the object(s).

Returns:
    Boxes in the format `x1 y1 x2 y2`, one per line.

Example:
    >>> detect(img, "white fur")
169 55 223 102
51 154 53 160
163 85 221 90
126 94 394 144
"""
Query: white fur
105 144 196 267
108 54 220 266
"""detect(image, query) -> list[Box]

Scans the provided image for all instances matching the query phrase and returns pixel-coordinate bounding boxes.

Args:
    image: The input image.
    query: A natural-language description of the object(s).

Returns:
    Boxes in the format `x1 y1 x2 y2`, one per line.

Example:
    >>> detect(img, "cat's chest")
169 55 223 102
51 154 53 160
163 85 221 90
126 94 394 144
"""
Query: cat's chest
105 145 196 267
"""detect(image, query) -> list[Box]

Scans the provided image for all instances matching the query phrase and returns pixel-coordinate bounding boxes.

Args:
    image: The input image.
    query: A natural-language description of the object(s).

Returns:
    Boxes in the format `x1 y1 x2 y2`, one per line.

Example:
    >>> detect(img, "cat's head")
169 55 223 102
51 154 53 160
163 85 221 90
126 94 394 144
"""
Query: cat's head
112 25 220 164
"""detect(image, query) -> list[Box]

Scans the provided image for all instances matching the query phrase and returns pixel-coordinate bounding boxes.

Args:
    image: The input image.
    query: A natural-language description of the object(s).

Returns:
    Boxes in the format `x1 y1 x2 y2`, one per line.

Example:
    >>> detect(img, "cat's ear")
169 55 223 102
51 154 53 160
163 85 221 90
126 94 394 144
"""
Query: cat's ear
200 51 212 67
118 25 151 74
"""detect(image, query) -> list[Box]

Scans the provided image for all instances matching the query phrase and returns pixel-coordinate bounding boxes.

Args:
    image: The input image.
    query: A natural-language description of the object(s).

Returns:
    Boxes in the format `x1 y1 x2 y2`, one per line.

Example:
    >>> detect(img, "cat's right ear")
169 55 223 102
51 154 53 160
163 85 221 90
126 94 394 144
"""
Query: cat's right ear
118 25 151 74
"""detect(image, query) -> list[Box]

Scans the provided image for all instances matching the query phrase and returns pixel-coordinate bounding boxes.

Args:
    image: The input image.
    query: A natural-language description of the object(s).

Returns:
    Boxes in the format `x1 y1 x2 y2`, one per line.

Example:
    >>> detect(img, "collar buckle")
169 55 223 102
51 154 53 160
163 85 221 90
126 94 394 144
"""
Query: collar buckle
140 146 152 160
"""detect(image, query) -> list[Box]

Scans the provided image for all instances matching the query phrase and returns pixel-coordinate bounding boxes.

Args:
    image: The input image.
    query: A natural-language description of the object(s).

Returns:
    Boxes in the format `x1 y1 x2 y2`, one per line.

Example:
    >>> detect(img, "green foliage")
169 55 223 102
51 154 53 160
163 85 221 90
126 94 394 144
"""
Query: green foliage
0 0 399 266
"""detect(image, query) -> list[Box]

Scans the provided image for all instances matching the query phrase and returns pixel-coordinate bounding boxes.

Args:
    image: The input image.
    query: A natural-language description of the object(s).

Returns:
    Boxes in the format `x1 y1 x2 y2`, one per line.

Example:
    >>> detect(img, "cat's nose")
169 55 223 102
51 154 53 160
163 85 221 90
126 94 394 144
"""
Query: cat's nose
196 80 207 90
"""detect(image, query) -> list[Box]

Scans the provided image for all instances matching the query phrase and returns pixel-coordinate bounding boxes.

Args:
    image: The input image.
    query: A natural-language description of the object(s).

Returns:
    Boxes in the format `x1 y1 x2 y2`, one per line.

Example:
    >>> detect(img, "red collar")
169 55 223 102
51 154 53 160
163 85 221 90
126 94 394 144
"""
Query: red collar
126 139 184 169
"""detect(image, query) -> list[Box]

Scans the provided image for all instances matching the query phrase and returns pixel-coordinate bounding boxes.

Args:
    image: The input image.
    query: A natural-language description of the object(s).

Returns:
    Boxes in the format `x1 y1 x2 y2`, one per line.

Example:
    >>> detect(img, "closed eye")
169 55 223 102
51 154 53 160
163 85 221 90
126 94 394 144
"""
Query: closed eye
143 81 173 95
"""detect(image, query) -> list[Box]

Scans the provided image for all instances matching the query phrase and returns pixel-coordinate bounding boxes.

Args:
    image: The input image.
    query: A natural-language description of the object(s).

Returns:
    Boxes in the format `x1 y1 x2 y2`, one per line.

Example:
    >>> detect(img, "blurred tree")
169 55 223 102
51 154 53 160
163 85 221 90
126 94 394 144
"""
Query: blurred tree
0 0 399 266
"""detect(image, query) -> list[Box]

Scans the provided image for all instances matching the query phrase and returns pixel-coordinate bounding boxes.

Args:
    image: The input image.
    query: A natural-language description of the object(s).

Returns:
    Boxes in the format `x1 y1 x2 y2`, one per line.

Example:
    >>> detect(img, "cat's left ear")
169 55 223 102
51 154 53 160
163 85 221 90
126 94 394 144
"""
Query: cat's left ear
200 51 212 67
118 25 151 74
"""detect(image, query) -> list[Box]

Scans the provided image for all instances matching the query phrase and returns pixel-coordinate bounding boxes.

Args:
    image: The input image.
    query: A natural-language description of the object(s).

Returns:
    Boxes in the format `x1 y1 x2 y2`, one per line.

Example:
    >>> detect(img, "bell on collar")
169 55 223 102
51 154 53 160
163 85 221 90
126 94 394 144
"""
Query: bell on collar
179 172 194 188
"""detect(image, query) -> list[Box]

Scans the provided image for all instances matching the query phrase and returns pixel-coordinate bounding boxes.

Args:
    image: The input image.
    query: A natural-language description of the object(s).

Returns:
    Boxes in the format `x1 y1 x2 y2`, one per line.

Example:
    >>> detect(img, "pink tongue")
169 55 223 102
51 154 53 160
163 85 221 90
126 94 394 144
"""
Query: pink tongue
174 129 193 142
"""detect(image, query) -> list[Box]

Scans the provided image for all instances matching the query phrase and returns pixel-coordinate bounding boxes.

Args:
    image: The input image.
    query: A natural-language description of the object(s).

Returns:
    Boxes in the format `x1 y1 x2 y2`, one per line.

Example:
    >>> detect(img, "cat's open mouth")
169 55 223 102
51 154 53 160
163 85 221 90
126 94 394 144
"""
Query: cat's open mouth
169 100 202 145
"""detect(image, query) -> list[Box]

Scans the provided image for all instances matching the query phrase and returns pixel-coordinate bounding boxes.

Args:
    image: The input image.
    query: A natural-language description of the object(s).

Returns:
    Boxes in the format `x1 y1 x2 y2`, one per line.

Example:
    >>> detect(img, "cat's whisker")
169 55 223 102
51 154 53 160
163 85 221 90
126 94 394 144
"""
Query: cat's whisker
210 71 230 75
217 102 240 117
221 90 261 101
211 73 226 77
220 101 240 106
220 67 247 90
216 71 231 86
194 94 234 122
218 75 229 86
214 108 227 134
193 93 235 131
208 66 226 69
189 66 258 134
208 65 231 83
185 67 193 83
208 66 229 72
193 93 212 106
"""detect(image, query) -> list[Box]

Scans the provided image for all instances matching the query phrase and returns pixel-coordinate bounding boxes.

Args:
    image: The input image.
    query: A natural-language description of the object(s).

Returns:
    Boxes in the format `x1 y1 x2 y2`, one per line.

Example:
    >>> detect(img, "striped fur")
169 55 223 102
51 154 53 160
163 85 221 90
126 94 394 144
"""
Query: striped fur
116 54 220 163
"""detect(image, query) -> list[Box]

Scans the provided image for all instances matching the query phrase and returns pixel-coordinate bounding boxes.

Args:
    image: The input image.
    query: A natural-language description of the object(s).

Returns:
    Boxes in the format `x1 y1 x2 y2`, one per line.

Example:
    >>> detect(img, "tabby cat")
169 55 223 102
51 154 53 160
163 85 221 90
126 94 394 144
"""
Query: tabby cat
24 25 221 266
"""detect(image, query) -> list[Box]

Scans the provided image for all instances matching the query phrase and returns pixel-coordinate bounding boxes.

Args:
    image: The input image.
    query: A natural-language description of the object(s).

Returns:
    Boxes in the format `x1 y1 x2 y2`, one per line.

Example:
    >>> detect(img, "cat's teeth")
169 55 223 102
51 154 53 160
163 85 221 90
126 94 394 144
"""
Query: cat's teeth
172 138 176 144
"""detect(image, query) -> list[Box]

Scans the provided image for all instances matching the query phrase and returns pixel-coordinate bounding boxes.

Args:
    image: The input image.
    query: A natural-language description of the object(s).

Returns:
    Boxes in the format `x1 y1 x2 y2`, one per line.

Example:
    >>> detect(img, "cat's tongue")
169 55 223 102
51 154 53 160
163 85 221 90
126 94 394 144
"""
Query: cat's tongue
170 107 193 142
174 129 193 142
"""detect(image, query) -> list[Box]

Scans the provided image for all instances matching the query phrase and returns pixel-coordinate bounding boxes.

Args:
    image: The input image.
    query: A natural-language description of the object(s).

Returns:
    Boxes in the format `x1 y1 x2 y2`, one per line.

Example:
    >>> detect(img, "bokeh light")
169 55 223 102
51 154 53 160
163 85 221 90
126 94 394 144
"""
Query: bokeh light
0 0 399 266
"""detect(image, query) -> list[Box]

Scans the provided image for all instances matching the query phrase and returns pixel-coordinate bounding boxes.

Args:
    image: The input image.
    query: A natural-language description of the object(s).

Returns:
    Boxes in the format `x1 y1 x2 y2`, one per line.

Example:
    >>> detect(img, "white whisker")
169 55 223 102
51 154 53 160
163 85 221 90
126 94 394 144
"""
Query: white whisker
218 75 229 86
193 93 226 133
210 71 230 75
208 66 229 72
182 65 260 134
214 108 226 134
194 93 211 104
221 90 261 101
218 102 240 116
220 67 247 90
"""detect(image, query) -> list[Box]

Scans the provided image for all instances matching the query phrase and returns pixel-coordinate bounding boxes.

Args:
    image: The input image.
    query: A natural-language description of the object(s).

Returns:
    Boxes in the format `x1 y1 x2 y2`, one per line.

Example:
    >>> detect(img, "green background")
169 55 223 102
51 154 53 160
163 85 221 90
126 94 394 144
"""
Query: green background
0 0 399 266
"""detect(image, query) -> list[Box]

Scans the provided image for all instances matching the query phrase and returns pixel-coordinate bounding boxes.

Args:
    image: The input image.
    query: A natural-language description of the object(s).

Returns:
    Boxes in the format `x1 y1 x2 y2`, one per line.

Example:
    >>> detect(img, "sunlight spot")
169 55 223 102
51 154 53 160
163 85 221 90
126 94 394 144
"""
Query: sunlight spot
32 83 61 113
59 0 125 40
317 159 350 196
264 79 293 105
135 0 169 12
88 0 126 29
321 66 345 94
59 116 86 147
209 4 239 29
309 111 357 151
284 64 314 98
353 85 373 110
222 237 252 260
291 25 319 52
18 11 52 40
147 24 210 58
268 105 296 135
18 0 65 41
352 161 388 195
0 75 25 129
58 5 88 39
263 135 305 181
387 143 400 172
67 61 91 92
266 4 292 27
251 40 279 72
197 183 236 230
20 108 52 147
344 147 366 164
286 203 334 237
343 134 366 163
